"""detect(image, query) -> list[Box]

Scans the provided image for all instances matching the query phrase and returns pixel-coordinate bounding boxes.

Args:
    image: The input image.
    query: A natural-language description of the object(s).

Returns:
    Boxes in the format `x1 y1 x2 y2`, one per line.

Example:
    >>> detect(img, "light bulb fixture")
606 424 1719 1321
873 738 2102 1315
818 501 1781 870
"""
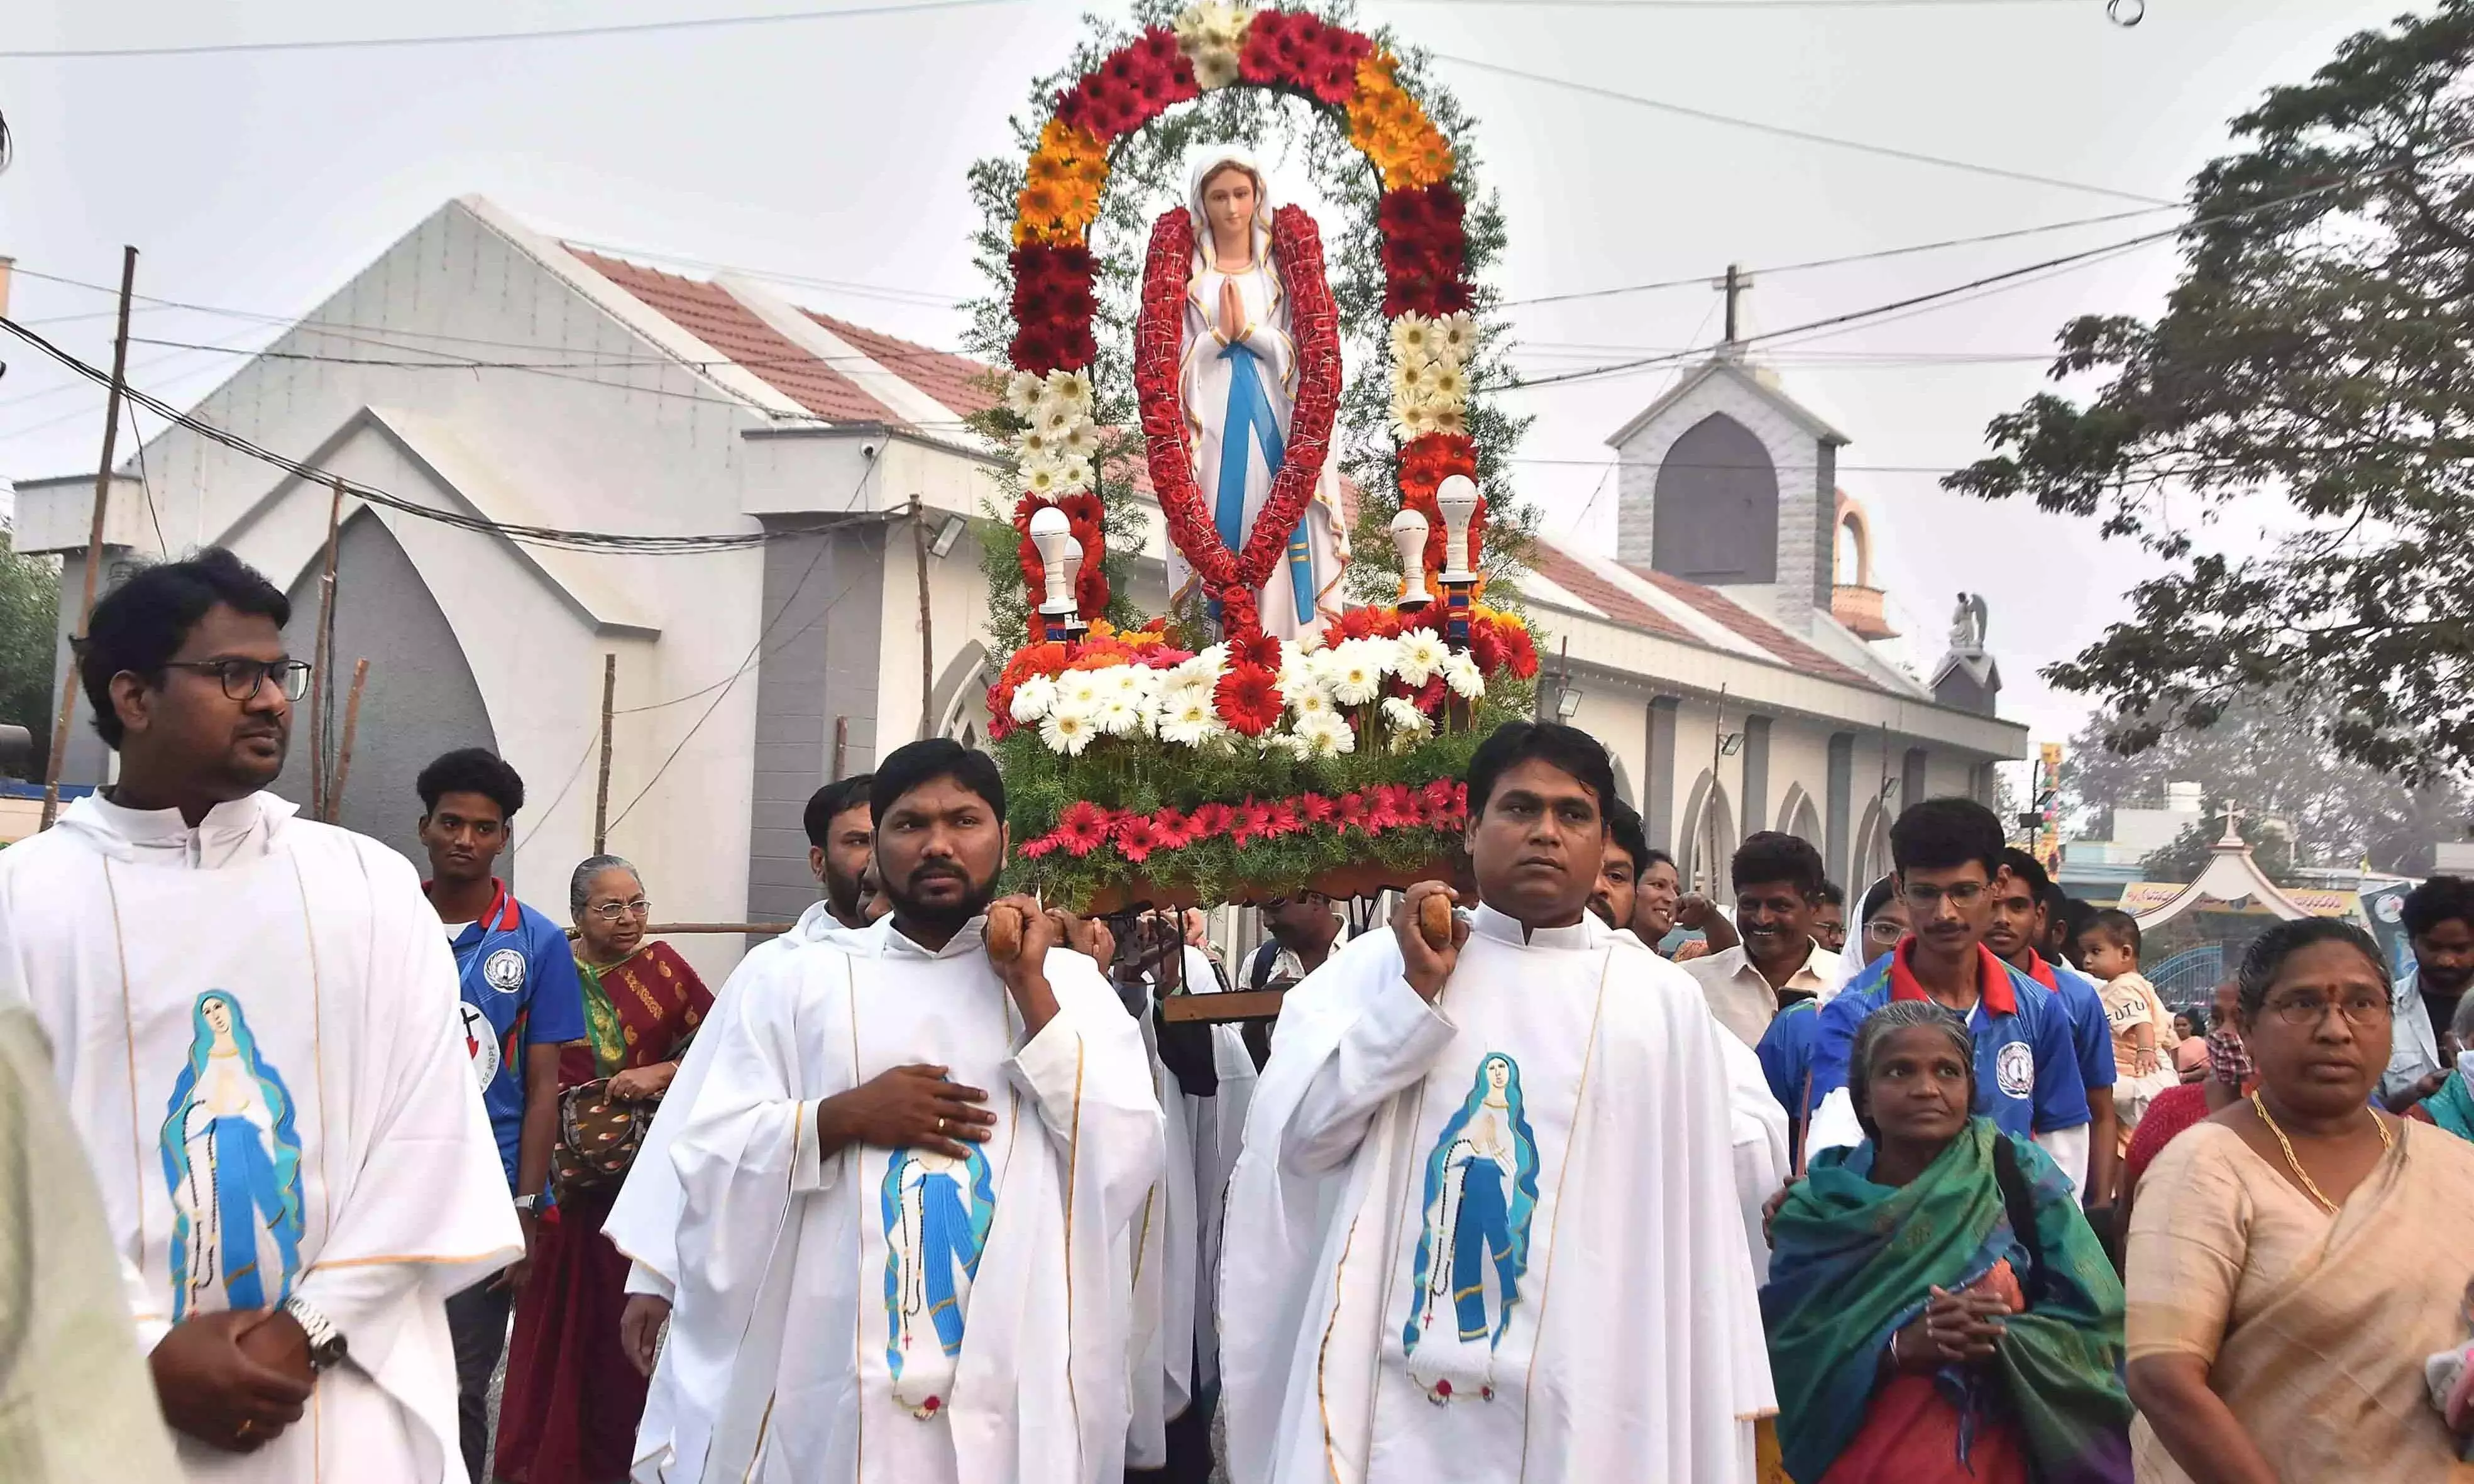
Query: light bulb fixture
1434 475 1479 583
1389 507 1431 607
1028 504 1080 618
929 513 968 559
1555 685 1584 721
1719 731 1745 757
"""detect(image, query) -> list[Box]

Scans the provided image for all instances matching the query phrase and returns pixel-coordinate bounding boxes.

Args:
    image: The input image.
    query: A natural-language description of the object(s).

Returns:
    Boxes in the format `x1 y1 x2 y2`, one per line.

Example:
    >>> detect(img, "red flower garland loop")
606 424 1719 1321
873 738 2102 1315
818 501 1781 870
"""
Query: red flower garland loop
1133 202 1343 642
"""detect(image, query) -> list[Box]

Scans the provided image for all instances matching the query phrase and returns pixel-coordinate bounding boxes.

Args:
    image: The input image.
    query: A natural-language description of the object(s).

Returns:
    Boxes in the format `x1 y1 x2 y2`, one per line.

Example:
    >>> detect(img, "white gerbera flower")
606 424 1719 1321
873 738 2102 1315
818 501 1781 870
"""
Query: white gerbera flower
1035 397 1077 437
1289 684 1334 722
1296 710 1356 759
1442 650 1486 700
1021 464 1064 498
1104 665 1152 703
1004 370 1045 417
1058 420 1099 459
1060 669 1103 712
1043 368 1094 412
1392 401 1439 441
1016 426 1056 461
1390 363 1425 403
1194 643 1231 676
1429 404 1468 437
1166 657 1220 696
1094 693 1143 736
1327 639 1385 706
1265 729 1312 761
1389 313 1436 365
1194 47 1240 89
1428 363 1469 405
1055 454 1096 492
1009 674 1059 723
1382 695 1433 746
1157 691 1224 747
1392 629 1447 686
1040 705 1095 757
1437 312 1477 363
1413 360 1446 397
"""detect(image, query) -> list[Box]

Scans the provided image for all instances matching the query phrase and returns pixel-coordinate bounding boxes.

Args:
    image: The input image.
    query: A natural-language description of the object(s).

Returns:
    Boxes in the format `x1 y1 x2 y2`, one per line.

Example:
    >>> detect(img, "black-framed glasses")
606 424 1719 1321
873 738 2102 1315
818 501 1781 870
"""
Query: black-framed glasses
161 658 312 702
590 898 652 922
2262 991 2391 1027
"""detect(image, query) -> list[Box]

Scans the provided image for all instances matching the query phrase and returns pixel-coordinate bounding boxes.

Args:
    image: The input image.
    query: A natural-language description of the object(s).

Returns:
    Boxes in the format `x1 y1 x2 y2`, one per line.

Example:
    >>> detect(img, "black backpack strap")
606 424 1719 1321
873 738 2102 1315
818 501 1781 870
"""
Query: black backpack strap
1248 940 1280 992
1991 1133 2046 1304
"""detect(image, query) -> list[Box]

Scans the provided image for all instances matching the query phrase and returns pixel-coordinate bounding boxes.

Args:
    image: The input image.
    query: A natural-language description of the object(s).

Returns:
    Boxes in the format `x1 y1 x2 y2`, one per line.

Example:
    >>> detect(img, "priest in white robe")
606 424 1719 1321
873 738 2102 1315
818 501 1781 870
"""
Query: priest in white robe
1220 722 1775 1484
0 548 521 1483
649 740 1163 1483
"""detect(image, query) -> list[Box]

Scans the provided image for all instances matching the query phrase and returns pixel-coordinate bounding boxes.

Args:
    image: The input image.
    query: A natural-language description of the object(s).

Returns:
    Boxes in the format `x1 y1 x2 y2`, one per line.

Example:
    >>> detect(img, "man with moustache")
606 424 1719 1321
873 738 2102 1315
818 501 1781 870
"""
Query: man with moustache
0 549 518 1481
1986 849 2118 1204
641 739 1162 1483
1685 832 1840 1048
804 774 877 932
1221 722 1774 1483
1589 797 1651 932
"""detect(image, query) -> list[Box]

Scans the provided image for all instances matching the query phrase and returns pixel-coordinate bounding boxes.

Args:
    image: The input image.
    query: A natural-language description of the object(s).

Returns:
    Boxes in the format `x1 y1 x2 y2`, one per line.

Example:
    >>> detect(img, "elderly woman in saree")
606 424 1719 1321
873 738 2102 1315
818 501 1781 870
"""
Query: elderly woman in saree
2127 918 2474 1482
1764 1001 2132 1484
494 855 713 1484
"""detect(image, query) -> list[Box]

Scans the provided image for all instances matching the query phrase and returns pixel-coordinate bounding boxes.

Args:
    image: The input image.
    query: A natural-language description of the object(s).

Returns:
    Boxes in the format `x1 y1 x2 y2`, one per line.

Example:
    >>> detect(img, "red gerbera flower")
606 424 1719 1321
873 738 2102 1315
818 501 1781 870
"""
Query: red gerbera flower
1470 623 1508 676
1018 833 1057 860
1233 800 1273 848
1368 784 1411 832
1152 807 1192 850
1265 800 1303 838
1420 778 1458 816
1298 793 1338 826
1227 630 1282 672
1334 791 1370 834
1189 801 1233 840
1055 801 1113 857
1114 813 1161 864
1214 663 1284 737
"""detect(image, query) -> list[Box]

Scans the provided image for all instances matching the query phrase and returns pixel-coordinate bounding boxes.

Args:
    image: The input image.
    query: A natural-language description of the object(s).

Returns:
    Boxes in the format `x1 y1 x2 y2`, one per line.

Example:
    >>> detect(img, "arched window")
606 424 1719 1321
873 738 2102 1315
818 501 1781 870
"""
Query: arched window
1678 770 1740 904
1652 414 1778 585
1851 799 1893 888
1776 784 1823 850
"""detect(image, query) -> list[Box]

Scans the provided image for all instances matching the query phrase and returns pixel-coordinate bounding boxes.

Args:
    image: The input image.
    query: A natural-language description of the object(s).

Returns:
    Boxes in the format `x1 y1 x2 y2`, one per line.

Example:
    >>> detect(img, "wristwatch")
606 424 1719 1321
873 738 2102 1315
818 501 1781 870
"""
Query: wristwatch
281 1296 349 1371
513 1193 541 1216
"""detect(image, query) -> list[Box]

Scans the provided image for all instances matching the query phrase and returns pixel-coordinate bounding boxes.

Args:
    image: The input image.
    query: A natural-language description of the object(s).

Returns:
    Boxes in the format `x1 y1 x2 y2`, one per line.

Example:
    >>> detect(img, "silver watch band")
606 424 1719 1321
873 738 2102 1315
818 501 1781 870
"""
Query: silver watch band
282 1295 346 1369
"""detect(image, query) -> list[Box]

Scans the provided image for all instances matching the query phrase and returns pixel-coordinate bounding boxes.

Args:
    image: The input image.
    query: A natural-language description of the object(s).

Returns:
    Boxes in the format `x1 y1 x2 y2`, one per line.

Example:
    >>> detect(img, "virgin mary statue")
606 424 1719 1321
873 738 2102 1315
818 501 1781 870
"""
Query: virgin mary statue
1171 146 1349 639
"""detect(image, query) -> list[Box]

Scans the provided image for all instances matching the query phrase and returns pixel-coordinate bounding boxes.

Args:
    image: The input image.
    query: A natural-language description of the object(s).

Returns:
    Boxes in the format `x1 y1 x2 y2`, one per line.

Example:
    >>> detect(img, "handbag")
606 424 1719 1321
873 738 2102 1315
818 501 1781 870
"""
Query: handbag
552 1078 646 1203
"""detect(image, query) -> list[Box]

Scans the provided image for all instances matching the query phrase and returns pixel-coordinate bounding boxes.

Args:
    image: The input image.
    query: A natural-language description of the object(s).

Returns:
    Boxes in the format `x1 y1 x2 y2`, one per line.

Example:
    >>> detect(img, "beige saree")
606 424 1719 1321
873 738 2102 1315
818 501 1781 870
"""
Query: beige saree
2127 1119 2474 1481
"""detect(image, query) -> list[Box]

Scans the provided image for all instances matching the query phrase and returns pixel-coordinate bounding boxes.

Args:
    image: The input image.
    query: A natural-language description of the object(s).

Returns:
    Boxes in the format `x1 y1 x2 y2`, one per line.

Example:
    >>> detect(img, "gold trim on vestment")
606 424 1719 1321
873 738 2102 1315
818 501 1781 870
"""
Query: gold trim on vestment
1515 947 1617 1483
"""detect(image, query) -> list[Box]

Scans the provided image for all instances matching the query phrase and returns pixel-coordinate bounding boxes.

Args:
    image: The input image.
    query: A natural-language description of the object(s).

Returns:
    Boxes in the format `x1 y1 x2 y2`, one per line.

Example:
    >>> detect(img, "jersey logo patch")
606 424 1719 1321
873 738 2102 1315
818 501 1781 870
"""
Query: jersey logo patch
459 1002 501 1089
1995 1040 2035 1099
483 947 527 995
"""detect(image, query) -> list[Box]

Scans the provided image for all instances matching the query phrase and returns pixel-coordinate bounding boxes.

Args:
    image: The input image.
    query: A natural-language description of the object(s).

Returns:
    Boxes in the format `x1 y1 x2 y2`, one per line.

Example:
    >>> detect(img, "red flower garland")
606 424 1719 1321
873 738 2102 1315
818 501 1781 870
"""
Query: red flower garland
1133 201 1343 642
1020 786 1471 862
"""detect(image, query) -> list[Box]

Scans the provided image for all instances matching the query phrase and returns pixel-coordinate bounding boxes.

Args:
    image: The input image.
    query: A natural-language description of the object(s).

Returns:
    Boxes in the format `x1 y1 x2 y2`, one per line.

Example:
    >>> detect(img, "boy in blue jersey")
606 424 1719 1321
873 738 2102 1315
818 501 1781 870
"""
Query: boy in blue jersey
415 747 586 1484
1987 848 2119 1211
1803 798 2092 1190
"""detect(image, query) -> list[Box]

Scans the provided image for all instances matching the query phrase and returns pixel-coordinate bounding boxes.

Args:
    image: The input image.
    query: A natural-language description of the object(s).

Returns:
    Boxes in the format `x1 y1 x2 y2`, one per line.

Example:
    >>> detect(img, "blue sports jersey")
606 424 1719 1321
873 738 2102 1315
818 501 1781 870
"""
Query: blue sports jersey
2023 951 2119 1096
444 880 586 1190
1756 996 1823 1168
1810 940 2089 1141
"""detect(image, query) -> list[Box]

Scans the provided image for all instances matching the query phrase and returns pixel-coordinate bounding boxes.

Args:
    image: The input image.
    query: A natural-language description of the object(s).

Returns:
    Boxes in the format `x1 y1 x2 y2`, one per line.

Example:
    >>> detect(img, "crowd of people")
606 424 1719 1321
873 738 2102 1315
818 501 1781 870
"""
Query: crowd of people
5 546 2474 1483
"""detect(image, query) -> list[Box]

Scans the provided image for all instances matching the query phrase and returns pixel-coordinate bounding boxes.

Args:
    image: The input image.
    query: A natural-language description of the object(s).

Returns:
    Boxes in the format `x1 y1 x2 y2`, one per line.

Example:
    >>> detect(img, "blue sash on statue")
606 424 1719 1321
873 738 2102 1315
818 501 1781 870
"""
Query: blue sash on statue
1215 341 1317 625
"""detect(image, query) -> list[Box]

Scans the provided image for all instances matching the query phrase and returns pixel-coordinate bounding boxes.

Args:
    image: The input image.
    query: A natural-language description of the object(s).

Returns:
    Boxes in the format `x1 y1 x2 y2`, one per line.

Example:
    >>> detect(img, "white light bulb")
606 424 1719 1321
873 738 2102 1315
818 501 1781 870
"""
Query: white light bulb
1390 507 1430 605
1435 475 1479 583
1028 503 1080 615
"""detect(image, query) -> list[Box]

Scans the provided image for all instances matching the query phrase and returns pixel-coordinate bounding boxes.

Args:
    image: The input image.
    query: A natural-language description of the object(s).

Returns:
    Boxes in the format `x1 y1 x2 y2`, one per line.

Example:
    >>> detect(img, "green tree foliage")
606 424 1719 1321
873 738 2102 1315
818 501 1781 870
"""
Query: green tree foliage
1948 2 2474 781
0 530 58 777
2064 695 2467 876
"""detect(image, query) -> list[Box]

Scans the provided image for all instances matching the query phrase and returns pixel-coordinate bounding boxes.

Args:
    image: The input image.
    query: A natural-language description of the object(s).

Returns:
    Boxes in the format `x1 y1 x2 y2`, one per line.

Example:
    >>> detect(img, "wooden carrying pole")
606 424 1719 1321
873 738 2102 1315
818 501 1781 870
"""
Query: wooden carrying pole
41 245 138 830
593 654 616 853
307 481 343 820
327 659 370 823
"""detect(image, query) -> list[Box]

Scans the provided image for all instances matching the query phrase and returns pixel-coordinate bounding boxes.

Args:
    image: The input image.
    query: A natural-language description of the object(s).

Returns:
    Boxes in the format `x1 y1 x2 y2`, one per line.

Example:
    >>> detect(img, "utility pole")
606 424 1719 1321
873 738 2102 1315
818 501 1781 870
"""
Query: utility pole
913 495 934 740
593 654 617 854
1715 262 1754 352
41 245 137 830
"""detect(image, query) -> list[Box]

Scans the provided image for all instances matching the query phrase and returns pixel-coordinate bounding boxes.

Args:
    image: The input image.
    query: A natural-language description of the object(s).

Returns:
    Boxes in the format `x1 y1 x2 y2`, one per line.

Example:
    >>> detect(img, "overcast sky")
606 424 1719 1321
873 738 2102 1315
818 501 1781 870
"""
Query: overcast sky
0 0 2416 756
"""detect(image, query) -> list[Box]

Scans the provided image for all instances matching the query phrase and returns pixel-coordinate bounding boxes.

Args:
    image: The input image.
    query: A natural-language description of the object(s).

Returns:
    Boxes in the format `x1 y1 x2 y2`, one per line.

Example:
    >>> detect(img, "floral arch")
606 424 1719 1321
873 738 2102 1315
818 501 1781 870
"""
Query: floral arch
961 1 1543 910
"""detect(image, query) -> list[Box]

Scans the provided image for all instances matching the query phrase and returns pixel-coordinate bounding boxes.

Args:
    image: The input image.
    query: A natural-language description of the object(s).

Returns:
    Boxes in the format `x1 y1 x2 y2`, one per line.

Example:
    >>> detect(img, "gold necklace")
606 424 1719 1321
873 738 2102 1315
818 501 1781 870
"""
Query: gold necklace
2250 1090 2395 1215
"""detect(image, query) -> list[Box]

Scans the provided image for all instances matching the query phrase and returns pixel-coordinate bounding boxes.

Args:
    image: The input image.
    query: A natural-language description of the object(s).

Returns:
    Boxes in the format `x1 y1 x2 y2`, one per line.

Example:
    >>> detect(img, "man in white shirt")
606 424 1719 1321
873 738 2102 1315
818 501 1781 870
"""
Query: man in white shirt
0 547 520 1482
1685 830 1841 1047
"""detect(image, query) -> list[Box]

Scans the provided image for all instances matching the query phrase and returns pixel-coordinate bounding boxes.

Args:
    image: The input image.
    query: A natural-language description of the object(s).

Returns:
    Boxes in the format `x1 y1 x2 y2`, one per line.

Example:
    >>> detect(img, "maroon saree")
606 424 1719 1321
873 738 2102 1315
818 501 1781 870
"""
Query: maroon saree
495 940 711 1484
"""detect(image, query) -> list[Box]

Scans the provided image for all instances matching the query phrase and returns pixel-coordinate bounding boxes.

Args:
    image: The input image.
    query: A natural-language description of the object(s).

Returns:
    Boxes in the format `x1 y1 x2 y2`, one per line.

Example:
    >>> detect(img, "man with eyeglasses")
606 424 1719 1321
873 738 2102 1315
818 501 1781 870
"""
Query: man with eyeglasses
415 746 586 1483
1800 798 2093 1189
0 547 521 1479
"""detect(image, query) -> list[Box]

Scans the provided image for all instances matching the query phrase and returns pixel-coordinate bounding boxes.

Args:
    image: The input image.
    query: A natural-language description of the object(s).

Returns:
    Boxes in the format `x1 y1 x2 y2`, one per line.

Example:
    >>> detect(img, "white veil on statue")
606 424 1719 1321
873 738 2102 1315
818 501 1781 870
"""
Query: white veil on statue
1168 143 1349 640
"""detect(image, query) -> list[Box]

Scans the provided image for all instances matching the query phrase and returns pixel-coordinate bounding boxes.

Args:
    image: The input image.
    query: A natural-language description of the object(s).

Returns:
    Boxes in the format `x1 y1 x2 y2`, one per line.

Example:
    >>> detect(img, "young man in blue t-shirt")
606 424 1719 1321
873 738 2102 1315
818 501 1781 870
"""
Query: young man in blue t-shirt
416 747 585 1484
1805 797 2092 1189
1988 848 2119 1209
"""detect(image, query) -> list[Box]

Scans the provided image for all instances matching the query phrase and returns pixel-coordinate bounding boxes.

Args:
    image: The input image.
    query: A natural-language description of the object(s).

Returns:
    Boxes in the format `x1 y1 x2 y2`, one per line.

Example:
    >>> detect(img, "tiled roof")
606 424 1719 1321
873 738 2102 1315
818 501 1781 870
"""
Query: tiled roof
567 248 903 426
1625 565 1877 688
806 309 1000 426
1527 543 1697 643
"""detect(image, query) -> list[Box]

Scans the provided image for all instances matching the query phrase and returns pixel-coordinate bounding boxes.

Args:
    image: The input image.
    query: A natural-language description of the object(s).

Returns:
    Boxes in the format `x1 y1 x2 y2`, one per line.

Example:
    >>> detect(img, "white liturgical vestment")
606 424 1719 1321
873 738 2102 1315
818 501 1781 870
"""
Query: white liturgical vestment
1219 905 1776 1484
651 913 1163 1483
0 792 522 1483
